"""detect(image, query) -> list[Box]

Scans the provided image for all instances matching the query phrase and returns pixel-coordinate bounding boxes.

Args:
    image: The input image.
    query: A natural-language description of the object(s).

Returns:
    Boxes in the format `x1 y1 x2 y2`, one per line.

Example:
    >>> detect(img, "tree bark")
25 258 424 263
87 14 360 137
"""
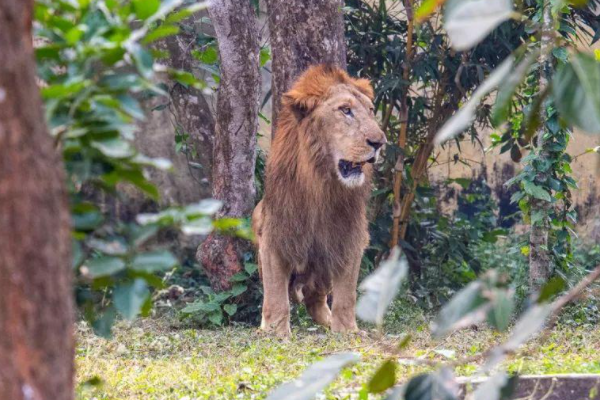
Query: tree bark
129 19 215 211
390 0 415 247
529 1 553 291
266 0 347 135
0 1 74 400
198 0 261 291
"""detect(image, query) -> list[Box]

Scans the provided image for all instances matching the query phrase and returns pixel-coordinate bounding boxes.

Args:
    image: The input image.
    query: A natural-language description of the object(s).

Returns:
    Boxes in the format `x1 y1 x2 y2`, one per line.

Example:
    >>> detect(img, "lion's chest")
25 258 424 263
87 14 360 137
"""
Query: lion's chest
268 194 369 272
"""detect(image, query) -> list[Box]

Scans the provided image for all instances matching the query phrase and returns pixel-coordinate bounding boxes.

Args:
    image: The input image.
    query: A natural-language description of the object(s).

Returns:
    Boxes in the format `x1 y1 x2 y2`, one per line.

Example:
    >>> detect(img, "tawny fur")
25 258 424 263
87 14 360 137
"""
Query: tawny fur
253 64 385 336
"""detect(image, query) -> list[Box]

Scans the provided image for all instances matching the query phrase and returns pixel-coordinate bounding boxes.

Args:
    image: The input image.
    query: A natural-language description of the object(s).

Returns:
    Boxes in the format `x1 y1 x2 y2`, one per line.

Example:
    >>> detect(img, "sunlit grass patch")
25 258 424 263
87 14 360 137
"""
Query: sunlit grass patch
76 316 600 400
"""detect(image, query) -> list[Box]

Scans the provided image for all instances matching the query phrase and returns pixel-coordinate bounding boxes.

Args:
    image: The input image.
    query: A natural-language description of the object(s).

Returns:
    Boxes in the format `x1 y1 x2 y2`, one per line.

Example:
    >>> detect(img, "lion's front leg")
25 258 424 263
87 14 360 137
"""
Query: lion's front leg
331 260 360 332
260 247 292 337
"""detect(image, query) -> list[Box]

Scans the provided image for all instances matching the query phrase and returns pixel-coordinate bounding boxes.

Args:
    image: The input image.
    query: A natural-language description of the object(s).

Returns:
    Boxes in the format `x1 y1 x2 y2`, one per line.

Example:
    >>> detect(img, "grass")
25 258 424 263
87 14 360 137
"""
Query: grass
76 304 600 400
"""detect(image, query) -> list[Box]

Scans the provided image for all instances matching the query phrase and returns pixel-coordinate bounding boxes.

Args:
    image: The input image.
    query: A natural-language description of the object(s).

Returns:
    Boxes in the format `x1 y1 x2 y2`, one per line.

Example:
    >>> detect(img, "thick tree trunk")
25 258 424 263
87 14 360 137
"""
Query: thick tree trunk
0 1 74 400
529 1 553 291
267 0 347 135
198 0 260 291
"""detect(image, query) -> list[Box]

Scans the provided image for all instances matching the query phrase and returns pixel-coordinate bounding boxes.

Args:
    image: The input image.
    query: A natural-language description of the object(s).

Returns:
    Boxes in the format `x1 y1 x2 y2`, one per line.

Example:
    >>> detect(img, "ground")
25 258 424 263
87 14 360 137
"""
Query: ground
76 309 600 400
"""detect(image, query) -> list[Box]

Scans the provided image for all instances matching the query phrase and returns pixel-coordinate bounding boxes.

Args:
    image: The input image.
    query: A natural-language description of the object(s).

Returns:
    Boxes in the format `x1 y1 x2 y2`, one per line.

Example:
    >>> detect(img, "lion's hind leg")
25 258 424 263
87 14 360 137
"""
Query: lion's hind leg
301 274 332 328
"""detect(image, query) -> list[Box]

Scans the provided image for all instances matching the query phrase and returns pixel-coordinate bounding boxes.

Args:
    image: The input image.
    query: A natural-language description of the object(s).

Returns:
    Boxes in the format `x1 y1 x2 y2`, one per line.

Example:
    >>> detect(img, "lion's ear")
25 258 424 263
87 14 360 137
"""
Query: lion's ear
352 78 375 101
282 89 321 120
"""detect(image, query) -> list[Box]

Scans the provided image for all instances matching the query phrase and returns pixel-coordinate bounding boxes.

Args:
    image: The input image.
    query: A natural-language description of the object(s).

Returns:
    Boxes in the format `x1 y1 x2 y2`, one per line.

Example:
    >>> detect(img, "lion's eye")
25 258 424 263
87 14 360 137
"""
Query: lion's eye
340 106 353 116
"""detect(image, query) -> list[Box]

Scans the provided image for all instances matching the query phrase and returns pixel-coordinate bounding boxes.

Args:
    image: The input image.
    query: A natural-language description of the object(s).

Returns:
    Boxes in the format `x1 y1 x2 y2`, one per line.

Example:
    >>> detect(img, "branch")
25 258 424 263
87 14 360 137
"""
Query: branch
551 264 600 317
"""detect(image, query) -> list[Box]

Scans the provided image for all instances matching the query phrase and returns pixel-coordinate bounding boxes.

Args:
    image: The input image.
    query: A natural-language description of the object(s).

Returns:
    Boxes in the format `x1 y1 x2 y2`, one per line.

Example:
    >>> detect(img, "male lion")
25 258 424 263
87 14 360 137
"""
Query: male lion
253 64 386 336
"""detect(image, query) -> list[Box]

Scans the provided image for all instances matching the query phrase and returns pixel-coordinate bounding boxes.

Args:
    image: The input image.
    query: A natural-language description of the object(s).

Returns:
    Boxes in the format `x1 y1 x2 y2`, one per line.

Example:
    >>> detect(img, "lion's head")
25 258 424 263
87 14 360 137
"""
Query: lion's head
280 65 386 188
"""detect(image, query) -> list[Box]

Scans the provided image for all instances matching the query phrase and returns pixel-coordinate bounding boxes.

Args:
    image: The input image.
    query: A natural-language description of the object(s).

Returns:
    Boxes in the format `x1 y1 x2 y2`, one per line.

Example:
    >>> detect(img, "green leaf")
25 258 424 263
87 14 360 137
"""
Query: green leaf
404 369 457 400
444 0 513 51
356 248 409 325
181 301 221 314
169 69 203 88
431 281 486 338
92 307 117 338
181 217 214 235
72 209 103 231
492 52 537 127
537 277 566 303
213 217 243 231
223 304 238 316
260 47 270 67
208 310 224 325
368 360 396 394
230 272 249 282
244 262 258 274
65 26 85 44
552 47 569 63
103 169 159 200
131 251 178 273
266 353 360 400
165 8 194 23
72 240 84 269
486 290 514 332
553 52 600 134
230 284 247 297
113 279 150 320
415 0 446 22
522 181 552 202
41 81 87 99
87 238 128 256
143 24 180 44
87 256 126 278
130 45 154 79
193 46 218 64
132 0 160 20
117 94 145 120
91 139 136 159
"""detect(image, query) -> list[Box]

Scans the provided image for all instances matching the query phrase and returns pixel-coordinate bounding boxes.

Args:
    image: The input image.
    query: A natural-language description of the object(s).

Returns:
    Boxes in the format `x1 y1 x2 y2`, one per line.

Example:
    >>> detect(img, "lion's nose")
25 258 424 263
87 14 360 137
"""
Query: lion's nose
366 139 384 150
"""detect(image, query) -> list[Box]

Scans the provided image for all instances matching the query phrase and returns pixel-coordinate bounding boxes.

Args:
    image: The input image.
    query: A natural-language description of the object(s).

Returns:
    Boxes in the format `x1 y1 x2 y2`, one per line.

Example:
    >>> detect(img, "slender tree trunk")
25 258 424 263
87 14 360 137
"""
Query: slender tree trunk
198 0 261 291
529 1 553 291
390 0 415 247
396 71 453 243
267 0 347 135
0 1 74 399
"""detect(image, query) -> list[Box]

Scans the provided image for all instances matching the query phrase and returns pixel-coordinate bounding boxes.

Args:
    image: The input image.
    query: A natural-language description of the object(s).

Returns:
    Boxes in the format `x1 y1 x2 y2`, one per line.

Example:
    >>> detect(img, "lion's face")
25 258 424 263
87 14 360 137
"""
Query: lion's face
313 84 387 188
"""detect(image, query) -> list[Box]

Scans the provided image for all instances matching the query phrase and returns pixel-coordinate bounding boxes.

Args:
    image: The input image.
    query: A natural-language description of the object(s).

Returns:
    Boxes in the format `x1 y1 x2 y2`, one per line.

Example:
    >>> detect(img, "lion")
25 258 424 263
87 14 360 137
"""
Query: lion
252 64 386 336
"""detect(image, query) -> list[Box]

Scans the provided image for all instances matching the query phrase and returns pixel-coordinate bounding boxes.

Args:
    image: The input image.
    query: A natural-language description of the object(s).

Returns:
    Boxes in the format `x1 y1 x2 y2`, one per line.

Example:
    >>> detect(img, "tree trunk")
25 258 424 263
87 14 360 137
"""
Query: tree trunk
390 0 415 247
266 0 347 135
529 1 553 291
143 19 216 204
198 0 261 291
0 1 74 399
396 71 454 243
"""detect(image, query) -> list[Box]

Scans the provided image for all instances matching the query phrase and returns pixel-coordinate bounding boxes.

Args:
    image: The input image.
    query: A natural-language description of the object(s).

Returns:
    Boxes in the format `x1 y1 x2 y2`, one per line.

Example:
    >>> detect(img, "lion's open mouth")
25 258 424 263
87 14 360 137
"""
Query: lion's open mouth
338 158 375 178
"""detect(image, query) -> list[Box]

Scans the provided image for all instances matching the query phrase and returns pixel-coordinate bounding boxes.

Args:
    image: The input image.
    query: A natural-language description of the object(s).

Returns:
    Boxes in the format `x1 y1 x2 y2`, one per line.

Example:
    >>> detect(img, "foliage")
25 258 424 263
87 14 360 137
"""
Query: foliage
180 261 261 326
346 0 600 300
32 0 253 336
345 0 528 286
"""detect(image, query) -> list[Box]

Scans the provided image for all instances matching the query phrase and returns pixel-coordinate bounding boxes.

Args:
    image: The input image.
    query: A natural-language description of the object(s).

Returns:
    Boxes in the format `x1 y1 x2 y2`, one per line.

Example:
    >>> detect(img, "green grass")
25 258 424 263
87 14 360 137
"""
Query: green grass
76 311 600 400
